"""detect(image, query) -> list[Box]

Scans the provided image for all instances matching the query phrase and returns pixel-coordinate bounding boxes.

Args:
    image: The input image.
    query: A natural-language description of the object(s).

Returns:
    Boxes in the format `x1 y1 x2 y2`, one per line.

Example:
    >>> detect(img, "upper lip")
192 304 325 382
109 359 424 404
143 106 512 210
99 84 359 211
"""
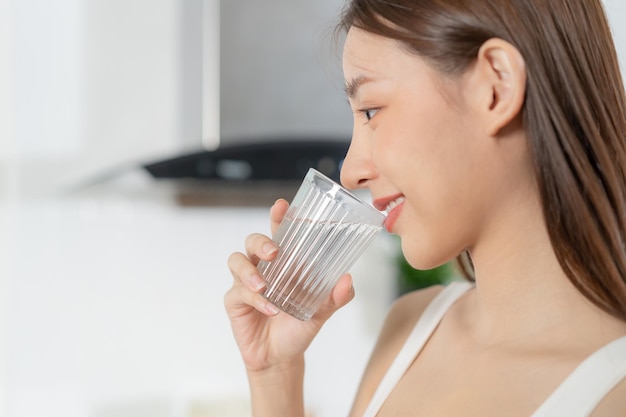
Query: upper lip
373 193 405 212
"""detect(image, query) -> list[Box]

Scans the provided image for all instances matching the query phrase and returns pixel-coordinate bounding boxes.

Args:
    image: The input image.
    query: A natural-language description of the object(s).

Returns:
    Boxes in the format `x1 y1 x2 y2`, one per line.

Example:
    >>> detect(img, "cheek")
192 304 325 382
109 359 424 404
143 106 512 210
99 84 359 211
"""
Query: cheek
380 90 462 154
398 195 475 271
370 108 424 172
375 105 480 268
373 103 470 188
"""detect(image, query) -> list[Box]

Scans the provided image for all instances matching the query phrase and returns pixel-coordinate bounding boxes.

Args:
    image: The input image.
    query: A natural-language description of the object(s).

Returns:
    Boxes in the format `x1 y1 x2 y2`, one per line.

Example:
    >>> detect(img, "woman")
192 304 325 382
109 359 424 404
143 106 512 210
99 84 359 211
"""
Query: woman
225 0 626 415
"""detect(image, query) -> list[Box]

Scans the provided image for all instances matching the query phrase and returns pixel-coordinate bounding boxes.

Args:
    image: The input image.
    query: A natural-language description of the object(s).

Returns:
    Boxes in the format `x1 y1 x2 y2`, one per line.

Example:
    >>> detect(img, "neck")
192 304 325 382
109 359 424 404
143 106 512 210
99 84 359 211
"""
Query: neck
463 192 626 350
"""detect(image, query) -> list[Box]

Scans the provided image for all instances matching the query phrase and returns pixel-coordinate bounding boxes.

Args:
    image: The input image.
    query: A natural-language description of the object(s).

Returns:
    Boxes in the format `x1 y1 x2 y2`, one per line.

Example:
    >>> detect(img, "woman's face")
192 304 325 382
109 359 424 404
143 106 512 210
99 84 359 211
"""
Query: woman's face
341 27 515 269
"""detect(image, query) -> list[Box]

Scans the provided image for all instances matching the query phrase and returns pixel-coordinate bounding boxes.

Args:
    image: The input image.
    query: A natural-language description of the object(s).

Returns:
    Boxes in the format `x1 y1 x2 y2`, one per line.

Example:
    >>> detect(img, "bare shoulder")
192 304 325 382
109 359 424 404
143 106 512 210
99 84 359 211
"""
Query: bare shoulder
348 284 445 417
376 284 446 343
590 377 626 417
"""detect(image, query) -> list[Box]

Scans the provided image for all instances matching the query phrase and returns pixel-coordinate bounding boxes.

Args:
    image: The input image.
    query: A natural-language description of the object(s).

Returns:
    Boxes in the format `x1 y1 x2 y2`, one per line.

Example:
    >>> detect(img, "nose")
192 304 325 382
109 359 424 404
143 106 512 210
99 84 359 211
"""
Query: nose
340 131 378 190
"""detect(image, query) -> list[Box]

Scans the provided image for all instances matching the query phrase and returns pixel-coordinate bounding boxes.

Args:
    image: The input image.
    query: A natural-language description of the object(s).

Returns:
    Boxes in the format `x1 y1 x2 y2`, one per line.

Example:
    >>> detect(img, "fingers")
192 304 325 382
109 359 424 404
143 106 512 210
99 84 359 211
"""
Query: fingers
224 200 289 321
223 278 280 317
269 199 289 236
244 233 279 265
226 251 280 317
228 251 267 291
240 199 286 265
226 231 280 318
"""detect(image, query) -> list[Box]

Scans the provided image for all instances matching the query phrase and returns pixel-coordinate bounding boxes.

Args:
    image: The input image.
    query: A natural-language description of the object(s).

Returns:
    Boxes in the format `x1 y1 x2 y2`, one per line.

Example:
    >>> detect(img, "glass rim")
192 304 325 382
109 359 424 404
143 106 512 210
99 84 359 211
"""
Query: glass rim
305 168 386 222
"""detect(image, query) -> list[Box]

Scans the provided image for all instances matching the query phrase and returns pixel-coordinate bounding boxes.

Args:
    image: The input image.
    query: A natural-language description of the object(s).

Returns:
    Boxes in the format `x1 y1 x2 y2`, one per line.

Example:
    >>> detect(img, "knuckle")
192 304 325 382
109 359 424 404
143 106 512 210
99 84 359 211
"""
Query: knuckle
223 288 236 311
227 251 243 267
244 233 267 248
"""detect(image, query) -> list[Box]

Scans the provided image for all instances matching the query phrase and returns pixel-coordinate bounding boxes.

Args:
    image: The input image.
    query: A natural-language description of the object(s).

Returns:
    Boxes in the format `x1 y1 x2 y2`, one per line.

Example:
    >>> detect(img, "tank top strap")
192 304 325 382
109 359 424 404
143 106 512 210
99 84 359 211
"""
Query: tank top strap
531 335 626 417
361 281 474 417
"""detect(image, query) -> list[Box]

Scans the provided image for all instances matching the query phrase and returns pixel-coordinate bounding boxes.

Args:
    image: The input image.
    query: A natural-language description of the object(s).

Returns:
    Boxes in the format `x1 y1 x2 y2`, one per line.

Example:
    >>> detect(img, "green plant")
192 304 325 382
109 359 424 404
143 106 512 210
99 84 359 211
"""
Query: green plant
395 245 457 296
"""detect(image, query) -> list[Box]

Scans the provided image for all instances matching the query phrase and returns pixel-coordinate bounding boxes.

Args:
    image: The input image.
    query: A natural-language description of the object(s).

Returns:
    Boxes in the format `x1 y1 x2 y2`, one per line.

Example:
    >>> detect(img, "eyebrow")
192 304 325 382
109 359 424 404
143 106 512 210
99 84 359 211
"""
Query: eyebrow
344 75 373 99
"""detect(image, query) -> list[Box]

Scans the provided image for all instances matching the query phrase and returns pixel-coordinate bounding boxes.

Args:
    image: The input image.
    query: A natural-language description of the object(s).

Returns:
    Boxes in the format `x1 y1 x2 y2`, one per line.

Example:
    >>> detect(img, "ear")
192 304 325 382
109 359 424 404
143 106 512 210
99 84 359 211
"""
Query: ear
468 38 526 137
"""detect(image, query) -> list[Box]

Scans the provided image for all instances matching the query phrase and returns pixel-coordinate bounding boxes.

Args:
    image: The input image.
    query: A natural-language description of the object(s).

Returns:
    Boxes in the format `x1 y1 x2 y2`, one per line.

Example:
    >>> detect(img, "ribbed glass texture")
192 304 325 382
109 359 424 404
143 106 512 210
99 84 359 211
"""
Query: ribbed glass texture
258 168 385 320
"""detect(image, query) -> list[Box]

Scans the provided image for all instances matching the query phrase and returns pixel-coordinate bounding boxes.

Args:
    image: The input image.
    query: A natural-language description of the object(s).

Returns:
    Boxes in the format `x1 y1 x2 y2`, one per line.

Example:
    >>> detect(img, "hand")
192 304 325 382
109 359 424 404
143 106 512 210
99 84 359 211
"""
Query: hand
224 198 355 373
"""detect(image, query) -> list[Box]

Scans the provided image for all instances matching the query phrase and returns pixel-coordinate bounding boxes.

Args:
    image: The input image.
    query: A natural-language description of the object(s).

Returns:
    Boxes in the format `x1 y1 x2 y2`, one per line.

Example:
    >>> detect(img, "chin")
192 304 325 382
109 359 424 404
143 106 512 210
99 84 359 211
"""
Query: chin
401 240 453 271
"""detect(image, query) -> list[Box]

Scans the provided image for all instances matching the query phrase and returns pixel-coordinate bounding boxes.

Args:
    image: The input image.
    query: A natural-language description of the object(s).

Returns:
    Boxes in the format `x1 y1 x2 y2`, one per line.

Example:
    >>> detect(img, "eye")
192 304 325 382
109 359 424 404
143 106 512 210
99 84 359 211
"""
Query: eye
360 108 379 122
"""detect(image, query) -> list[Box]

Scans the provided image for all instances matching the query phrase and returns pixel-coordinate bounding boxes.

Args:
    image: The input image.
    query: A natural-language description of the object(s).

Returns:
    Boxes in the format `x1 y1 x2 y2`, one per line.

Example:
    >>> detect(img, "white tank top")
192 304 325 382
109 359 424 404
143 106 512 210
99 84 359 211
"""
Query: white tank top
362 281 626 417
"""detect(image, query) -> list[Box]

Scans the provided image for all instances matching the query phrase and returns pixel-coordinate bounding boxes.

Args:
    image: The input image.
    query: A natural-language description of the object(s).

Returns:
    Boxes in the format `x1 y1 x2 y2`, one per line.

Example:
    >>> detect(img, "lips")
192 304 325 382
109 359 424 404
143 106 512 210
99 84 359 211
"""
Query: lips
384 196 405 213
374 194 405 233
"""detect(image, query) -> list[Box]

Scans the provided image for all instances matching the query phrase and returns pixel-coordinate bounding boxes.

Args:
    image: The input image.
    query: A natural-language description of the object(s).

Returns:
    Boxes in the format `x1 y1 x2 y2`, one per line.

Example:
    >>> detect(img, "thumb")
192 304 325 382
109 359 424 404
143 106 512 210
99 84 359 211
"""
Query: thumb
311 274 355 323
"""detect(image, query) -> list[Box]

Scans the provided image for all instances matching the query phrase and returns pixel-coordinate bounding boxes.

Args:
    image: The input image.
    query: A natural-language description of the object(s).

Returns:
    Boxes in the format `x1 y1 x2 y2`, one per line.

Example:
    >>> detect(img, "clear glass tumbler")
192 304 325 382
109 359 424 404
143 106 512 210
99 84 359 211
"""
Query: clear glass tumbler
257 168 386 320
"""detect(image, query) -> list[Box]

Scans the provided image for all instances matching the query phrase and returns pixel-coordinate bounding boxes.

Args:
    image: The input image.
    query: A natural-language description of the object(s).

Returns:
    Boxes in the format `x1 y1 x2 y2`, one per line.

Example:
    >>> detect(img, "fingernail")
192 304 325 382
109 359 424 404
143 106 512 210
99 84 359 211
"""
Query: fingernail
265 302 280 316
262 242 278 256
250 274 266 291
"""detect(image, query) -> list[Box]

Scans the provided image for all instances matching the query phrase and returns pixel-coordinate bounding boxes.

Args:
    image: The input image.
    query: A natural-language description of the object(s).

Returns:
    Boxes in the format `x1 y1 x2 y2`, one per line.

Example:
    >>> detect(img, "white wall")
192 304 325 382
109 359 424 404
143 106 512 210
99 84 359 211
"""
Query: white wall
0 184 396 417
219 0 351 143
0 0 219 198
604 0 626 75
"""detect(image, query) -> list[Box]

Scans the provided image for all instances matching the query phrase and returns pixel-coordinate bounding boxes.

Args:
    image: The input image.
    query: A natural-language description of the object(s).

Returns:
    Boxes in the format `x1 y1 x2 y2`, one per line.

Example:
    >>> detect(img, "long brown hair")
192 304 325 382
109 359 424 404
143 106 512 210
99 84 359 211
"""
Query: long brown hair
337 0 626 322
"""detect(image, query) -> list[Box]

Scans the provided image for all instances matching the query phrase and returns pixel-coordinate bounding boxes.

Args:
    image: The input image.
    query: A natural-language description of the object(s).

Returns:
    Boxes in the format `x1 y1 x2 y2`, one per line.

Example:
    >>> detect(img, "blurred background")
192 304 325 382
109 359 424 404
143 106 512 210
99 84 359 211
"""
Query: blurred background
1 1 626 416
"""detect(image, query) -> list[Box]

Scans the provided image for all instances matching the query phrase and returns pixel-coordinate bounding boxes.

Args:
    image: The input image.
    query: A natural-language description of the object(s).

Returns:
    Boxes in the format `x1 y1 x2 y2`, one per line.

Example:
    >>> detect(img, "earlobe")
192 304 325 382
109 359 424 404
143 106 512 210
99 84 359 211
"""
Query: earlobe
475 38 527 136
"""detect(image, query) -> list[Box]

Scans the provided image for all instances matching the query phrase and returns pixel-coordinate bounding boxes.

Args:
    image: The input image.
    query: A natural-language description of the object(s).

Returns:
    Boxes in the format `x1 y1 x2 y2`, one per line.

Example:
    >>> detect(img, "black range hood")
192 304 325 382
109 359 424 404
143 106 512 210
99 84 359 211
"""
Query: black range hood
143 139 349 182
142 139 350 206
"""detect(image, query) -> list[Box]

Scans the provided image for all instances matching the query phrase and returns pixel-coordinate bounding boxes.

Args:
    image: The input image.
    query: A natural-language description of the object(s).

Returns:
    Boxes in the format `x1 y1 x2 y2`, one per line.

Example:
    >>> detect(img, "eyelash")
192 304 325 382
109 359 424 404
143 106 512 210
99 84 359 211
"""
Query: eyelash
358 108 379 123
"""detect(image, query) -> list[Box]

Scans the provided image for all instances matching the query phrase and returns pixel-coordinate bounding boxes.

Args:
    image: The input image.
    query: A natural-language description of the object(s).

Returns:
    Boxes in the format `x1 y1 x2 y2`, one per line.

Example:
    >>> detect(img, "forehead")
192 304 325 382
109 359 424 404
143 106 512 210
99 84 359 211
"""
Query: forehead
343 27 398 74
342 26 434 84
